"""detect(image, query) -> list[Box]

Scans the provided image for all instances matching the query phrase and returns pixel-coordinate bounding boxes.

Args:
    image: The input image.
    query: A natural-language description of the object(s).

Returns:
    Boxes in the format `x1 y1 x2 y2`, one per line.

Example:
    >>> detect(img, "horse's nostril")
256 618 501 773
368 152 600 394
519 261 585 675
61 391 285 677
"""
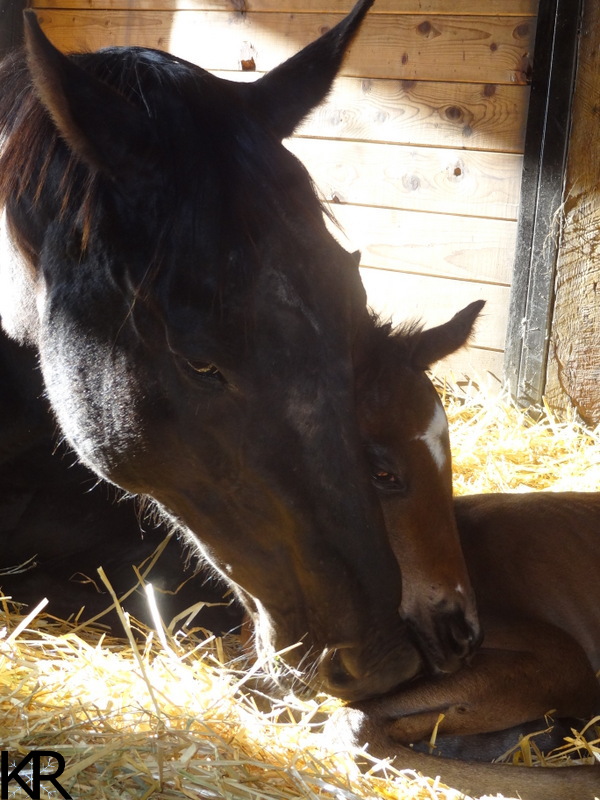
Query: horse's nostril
319 637 423 701
321 645 362 689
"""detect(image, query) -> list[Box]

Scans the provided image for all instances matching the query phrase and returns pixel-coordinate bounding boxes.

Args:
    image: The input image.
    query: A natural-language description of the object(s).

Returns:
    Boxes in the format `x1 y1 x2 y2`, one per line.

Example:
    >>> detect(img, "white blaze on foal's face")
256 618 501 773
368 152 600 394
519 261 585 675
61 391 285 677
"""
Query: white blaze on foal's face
414 400 448 471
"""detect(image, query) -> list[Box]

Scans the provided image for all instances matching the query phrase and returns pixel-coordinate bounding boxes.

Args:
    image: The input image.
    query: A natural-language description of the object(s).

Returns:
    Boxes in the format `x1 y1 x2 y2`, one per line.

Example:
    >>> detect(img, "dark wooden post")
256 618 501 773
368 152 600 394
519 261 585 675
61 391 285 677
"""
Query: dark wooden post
504 0 583 410
0 0 26 57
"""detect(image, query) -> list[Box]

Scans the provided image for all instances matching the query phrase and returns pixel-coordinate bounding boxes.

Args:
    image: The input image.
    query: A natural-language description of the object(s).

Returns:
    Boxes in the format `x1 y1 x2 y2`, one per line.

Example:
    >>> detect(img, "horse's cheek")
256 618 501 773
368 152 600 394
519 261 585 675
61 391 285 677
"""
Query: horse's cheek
39 328 149 486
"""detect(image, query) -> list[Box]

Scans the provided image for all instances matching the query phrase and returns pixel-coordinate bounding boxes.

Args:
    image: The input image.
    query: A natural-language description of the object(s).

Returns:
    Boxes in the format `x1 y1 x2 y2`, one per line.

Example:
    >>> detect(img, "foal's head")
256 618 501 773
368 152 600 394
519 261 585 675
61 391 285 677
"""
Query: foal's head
358 301 484 674
0 1 425 700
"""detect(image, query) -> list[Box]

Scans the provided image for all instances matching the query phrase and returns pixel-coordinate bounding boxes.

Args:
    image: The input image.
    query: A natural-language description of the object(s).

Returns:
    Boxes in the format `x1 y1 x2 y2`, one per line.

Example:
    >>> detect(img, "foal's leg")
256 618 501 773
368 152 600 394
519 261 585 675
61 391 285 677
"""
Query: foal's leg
410 716 597 761
329 620 600 758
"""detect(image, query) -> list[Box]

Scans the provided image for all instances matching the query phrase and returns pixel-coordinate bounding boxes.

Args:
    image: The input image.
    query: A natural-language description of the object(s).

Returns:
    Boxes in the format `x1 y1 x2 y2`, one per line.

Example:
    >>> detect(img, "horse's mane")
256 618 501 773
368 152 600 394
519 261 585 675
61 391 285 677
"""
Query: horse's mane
0 44 328 302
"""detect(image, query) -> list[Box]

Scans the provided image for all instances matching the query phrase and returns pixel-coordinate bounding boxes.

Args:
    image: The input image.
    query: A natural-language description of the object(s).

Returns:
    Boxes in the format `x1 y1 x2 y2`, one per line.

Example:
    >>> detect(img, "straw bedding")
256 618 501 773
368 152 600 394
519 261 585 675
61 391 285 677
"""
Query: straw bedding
1 385 599 800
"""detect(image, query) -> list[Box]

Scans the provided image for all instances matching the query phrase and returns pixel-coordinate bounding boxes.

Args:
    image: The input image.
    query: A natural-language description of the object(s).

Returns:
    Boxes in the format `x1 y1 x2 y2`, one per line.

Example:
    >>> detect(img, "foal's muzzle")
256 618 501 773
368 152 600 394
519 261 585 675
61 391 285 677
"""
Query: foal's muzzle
411 607 482 676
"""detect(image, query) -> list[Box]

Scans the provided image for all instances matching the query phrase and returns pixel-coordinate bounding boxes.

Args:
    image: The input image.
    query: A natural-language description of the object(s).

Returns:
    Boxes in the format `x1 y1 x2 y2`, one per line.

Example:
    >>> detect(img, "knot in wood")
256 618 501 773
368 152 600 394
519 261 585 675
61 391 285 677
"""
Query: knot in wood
402 174 420 192
513 22 530 39
445 105 463 122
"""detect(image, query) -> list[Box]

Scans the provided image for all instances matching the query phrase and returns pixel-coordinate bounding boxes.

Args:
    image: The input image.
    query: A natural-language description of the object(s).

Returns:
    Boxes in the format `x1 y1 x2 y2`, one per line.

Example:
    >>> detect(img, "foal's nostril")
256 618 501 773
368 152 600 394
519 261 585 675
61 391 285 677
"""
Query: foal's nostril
412 606 482 676
442 610 482 659
467 617 484 651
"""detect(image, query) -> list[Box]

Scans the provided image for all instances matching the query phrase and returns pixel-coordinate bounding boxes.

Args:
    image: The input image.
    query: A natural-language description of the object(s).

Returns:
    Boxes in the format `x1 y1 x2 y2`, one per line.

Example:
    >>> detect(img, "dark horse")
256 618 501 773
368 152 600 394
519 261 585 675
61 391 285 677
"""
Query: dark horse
0 0 435 701
0 326 239 633
331 302 600 799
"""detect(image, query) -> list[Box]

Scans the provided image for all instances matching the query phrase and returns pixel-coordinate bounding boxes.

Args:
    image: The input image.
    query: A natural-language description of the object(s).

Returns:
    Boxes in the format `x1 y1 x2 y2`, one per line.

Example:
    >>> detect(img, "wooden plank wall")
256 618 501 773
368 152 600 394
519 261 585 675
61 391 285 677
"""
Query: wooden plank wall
31 0 539 386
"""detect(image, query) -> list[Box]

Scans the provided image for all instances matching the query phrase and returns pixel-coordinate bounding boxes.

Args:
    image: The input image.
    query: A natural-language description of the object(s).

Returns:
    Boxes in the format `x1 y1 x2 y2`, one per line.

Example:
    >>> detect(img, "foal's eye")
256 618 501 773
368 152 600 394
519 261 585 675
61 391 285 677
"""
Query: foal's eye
371 470 407 493
185 361 224 382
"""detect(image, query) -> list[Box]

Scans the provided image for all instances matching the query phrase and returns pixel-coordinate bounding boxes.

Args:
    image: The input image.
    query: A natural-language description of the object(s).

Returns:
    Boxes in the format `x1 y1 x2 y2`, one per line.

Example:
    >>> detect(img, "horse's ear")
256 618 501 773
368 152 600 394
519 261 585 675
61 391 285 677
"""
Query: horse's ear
409 300 486 370
23 11 152 177
247 0 374 139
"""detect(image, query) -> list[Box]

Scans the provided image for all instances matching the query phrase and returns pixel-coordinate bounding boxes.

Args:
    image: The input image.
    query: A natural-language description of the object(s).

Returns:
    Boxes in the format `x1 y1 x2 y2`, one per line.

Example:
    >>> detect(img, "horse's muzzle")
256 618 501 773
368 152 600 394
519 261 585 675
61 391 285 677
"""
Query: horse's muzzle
317 639 423 702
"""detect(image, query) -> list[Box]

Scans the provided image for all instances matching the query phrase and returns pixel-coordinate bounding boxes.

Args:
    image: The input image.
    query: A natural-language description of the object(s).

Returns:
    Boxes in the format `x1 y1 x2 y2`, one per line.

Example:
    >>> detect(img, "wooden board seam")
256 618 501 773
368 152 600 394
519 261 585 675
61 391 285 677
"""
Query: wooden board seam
293 132 527 158
324 199 521 225
360 263 512 289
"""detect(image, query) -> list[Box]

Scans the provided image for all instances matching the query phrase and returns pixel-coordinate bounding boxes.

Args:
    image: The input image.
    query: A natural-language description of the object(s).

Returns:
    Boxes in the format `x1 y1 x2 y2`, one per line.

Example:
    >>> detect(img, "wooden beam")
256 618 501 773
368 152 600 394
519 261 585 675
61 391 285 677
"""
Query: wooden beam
544 0 600 425
296 78 529 154
287 138 523 220
329 205 516 286
35 10 535 84
212 71 530 153
33 0 540 17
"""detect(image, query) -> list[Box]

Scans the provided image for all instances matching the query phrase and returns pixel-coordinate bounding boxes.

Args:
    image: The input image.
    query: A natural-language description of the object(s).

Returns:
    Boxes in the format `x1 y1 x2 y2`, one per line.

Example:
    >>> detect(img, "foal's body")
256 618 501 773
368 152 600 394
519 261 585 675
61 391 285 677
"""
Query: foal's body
338 494 600 799
458 491 600 684
339 303 600 798
352 492 600 750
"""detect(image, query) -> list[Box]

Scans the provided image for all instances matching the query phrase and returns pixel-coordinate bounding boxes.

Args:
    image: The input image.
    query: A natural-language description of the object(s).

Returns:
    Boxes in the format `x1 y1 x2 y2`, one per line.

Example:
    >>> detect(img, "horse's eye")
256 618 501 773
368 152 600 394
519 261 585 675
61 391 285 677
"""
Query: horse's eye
185 361 224 382
371 470 407 493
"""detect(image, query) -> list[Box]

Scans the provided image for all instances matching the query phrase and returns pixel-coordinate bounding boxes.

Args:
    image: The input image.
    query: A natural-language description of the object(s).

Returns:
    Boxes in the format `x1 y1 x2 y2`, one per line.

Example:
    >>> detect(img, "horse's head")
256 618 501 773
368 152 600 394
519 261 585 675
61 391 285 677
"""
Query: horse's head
358 301 484 674
0 0 425 700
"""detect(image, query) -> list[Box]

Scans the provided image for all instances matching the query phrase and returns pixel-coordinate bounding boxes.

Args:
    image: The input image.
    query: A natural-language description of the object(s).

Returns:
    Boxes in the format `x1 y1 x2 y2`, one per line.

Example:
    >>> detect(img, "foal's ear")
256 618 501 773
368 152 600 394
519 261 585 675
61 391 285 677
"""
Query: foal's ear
23 12 152 177
248 0 374 139
410 300 486 370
